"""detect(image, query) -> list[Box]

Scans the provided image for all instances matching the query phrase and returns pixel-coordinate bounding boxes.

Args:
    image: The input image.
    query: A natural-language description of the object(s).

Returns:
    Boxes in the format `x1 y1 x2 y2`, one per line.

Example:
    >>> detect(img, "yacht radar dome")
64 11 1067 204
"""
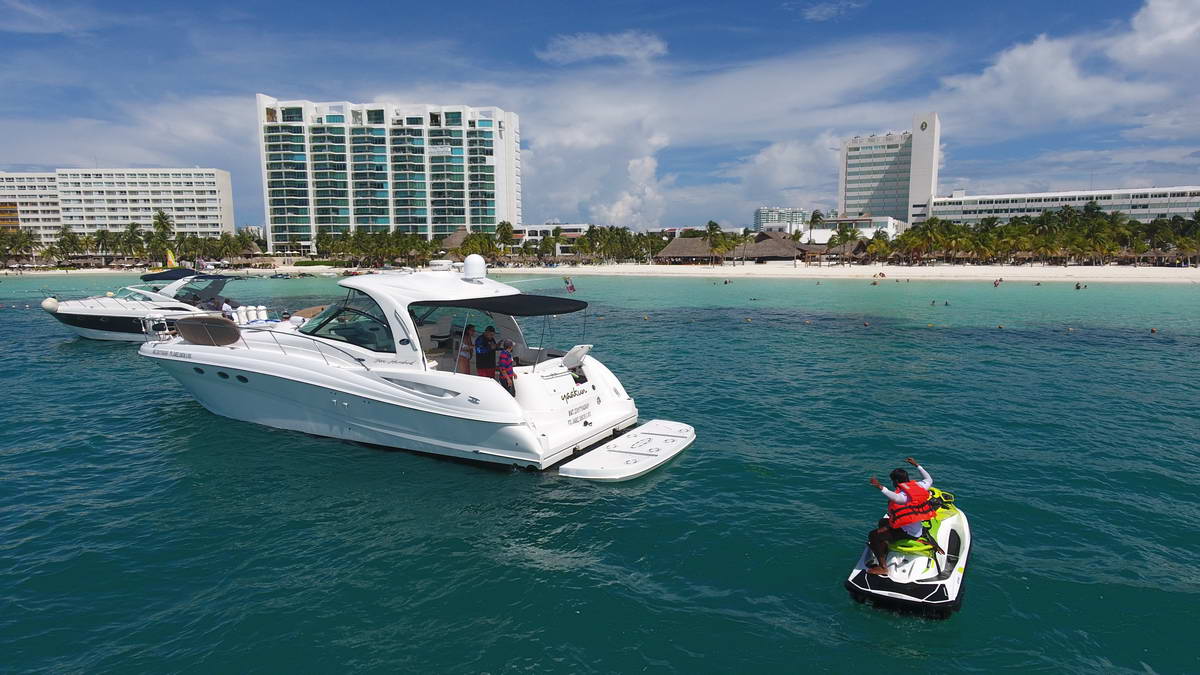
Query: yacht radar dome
463 254 487 280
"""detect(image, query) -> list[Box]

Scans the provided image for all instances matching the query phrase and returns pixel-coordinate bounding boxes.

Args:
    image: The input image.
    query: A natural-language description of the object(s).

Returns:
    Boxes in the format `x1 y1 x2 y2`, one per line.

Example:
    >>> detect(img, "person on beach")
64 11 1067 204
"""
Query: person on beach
456 324 476 375
495 338 517 396
475 325 498 378
865 457 938 576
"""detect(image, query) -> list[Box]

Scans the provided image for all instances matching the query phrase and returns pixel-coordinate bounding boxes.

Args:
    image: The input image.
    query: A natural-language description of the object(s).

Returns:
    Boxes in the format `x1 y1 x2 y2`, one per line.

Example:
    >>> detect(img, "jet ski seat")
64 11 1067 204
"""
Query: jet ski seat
888 488 958 557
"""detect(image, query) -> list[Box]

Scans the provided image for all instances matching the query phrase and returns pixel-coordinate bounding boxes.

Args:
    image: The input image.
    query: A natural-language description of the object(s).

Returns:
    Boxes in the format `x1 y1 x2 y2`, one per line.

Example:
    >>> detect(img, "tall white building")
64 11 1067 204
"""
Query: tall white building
838 112 940 225
257 94 522 253
0 169 234 244
918 186 1200 226
753 206 808 234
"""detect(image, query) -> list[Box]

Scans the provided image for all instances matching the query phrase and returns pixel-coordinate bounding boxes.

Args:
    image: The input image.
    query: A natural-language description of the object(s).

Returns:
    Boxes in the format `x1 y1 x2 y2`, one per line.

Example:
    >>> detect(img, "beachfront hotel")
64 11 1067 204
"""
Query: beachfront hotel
0 169 235 244
914 186 1200 226
513 223 592 256
837 112 940 225
753 206 808 234
805 216 906 245
256 94 521 254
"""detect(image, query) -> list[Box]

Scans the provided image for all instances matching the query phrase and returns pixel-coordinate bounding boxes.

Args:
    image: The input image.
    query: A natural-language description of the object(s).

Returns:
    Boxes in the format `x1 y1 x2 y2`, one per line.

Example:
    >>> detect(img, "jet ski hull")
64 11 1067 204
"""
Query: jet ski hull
845 491 971 619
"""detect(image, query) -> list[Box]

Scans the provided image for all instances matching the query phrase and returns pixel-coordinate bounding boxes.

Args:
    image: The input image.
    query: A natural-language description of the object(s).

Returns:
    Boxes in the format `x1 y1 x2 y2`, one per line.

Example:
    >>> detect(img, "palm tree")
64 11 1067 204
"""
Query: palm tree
120 222 144 260
808 210 824 245
495 221 515 255
944 224 972 265
827 223 860 265
93 229 113 265
866 230 891 264
55 223 83 261
702 220 724 266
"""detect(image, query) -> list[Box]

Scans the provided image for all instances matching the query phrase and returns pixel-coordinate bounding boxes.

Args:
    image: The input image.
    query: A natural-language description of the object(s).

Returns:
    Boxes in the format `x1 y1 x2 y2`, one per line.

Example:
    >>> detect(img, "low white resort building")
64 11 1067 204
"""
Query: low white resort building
0 169 235 245
915 187 1200 227
804 216 906 245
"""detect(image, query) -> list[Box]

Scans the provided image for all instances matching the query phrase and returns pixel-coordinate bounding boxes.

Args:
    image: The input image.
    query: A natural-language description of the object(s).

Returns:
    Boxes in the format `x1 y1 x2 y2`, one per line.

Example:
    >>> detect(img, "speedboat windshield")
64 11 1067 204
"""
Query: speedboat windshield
171 278 234 306
298 289 395 353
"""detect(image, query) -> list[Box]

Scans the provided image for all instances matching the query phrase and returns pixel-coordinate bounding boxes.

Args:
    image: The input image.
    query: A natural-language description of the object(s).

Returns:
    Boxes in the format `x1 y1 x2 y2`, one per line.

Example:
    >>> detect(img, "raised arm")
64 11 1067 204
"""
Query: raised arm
906 457 933 488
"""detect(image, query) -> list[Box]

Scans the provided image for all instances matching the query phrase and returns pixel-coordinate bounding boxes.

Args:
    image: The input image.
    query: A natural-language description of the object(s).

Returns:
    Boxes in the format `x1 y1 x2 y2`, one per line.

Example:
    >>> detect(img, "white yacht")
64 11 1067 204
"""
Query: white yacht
40 268 243 341
137 255 694 480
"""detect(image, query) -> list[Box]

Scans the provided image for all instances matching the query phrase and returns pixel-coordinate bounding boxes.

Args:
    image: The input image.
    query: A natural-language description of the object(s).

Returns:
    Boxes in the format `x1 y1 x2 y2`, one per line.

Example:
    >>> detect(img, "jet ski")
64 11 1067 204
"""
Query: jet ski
845 487 971 618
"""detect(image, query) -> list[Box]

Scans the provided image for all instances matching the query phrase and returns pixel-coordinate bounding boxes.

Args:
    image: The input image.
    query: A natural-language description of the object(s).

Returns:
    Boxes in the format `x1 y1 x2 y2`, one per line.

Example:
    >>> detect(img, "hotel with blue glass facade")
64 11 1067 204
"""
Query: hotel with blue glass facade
256 94 521 253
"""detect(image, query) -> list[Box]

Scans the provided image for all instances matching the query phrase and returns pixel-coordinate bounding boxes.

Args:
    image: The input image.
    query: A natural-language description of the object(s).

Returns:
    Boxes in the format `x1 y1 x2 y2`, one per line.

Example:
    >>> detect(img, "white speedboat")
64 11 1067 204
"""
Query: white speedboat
40 268 241 341
137 255 694 480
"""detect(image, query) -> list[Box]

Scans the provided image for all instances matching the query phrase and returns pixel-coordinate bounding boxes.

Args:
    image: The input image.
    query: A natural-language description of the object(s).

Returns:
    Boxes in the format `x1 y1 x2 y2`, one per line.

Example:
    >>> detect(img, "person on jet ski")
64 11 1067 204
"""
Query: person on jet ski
866 457 939 576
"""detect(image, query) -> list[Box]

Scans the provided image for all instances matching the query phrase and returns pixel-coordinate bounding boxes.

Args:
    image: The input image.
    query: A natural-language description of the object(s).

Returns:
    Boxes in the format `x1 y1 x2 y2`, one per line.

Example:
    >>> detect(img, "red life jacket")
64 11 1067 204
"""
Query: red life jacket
887 482 938 528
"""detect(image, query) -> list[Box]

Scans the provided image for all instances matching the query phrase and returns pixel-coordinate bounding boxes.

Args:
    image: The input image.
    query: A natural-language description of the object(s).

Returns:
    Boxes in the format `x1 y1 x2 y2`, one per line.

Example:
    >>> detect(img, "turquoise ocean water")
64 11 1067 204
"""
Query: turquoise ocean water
1 272 1197 672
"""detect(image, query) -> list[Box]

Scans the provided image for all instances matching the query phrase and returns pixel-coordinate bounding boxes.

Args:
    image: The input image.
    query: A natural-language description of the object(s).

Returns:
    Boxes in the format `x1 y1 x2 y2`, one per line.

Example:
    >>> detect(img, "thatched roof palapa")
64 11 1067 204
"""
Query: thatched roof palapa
654 237 721 260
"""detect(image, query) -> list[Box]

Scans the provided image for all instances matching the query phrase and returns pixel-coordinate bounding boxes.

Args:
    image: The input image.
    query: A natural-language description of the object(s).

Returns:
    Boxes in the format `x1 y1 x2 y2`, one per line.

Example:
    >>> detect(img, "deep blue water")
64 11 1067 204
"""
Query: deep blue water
1 272 1198 672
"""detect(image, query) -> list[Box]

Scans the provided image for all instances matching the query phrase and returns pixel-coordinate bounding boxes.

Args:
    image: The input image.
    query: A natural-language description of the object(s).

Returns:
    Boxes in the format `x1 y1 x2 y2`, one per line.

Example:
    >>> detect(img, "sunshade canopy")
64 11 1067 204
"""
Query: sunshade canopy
410 293 587 316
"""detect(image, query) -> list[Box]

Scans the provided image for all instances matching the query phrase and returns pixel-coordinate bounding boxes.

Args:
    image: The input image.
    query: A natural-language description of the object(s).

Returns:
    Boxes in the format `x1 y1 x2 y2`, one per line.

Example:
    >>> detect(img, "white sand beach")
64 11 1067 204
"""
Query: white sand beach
488 261 1200 284
8 261 1200 283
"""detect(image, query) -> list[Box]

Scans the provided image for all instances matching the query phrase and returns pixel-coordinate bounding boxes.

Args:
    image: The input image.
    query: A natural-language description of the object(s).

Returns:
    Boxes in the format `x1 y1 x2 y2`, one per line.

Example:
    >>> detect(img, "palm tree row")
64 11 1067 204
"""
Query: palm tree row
875 203 1200 266
1 209 257 267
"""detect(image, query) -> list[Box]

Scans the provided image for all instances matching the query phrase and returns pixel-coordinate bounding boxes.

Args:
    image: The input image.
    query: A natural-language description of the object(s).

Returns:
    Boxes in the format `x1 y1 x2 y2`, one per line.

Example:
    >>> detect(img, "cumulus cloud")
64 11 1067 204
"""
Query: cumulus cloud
933 34 1168 141
536 30 667 65
1107 0 1200 73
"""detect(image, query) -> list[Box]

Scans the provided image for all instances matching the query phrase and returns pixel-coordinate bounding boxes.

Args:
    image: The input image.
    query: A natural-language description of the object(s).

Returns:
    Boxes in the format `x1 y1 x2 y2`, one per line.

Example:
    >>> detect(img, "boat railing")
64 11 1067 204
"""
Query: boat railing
76 295 182 311
236 326 373 372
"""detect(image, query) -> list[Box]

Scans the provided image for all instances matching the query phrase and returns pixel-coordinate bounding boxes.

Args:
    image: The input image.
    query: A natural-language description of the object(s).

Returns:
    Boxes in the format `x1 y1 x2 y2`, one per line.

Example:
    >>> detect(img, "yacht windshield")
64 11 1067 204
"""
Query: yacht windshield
299 289 395 353
172 278 231 306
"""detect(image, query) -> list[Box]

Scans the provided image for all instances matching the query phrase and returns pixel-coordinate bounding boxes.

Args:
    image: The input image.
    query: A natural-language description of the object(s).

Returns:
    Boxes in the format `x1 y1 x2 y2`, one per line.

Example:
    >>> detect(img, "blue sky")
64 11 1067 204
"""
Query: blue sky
2 0 1198 229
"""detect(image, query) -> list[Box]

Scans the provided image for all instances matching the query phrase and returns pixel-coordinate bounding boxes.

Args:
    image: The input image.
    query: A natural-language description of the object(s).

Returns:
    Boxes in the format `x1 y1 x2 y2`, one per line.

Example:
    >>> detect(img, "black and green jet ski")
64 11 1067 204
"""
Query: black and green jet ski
845 487 971 618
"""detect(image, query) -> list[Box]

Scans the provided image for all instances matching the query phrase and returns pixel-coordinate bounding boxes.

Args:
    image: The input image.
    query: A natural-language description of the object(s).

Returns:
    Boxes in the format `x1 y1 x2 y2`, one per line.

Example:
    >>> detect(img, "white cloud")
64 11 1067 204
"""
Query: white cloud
788 1 867 22
0 0 124 34
536 30 667 65
1107 0 1200 73
932 34 1168 142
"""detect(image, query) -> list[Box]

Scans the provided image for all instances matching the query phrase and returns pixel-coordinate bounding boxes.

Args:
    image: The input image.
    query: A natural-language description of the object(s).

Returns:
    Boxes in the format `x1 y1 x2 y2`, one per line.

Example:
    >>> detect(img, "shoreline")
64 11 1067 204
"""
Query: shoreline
488 261 1200 284
7 261 1200 284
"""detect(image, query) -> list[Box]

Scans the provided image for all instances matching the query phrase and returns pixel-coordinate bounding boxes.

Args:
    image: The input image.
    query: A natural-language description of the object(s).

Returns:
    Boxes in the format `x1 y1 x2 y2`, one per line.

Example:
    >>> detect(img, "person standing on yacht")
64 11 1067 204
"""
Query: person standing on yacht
495 338 517 396
456 324 476 375
475 325 498 378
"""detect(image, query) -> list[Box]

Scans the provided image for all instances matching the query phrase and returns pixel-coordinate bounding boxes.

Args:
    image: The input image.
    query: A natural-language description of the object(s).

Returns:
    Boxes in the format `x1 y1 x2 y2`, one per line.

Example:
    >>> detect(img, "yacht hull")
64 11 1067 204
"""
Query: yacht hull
148 356 635 469
48 311 153 341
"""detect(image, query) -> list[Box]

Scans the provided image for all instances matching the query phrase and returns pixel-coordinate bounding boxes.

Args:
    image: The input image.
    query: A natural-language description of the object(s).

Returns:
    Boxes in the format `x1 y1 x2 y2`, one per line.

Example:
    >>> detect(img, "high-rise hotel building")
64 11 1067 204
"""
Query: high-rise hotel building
753 206 808 233
837 112 939 225
0 169 234 244
256 94 521 253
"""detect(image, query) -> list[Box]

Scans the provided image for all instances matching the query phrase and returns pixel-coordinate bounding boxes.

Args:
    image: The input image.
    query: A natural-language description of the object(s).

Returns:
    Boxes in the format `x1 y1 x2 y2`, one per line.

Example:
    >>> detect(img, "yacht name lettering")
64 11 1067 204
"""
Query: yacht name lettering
560 389 587 402
568 403 591 417
568 411 592 425
152 349 191 359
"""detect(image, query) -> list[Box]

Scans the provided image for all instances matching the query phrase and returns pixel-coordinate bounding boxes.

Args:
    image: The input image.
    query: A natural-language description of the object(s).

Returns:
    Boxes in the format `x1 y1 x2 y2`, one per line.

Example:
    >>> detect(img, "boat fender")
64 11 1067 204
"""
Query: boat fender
40 297 59 313
256 305 268 321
